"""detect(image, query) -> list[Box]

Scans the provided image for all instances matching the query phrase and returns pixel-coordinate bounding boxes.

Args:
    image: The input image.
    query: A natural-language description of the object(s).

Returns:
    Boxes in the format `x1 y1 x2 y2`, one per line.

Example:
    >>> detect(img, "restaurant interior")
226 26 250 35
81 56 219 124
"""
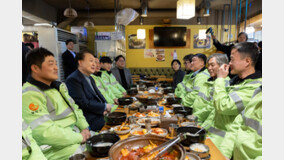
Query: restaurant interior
21 0 263 160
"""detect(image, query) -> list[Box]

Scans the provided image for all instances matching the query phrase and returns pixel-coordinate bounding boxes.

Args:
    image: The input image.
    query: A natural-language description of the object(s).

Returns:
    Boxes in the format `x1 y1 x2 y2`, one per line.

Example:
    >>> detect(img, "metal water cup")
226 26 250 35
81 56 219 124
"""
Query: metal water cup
169 123 179 137
69 154 86 160
145 118 152 131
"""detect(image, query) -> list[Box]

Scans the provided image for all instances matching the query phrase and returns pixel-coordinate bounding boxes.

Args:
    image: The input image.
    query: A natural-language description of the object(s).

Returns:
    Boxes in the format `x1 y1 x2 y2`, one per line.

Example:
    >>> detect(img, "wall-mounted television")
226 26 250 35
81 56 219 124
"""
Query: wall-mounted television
154 27 187 47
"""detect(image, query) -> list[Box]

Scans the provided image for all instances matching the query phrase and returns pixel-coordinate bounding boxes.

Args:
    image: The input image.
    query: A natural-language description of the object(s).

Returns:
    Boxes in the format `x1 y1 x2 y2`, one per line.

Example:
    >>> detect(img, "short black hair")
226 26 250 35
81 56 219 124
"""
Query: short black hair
25 43 34 49
258 41 262 49
232 42 259 66
171 59 182 69
114 55 125 62
26 47 54 73
75 49 96 66
237 32 248 42
65 39 74 45
193 53 207 65
183 54 194 62
100 56 113 64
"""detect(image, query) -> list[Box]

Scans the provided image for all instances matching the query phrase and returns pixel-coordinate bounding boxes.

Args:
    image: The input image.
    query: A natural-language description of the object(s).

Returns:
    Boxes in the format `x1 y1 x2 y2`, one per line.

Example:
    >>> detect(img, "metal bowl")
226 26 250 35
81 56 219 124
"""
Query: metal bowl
105 112 127 126
118 97 133 105
86 133 120 158
177 126 207 146
108 135 186 160
173 106 193 116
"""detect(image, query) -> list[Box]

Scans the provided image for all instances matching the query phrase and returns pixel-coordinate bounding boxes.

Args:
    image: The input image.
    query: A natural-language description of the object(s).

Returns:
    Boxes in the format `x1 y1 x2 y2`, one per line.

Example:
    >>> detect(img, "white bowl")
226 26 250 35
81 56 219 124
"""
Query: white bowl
113 125 131 135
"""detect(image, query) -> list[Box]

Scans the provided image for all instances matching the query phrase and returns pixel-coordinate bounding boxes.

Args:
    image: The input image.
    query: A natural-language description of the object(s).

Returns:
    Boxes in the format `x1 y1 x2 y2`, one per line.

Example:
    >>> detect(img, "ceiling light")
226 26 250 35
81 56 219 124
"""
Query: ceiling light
199 29 207 39
141 0 148 17
203 8 210 16
84 21 94 27
137 29 146 39
246 26 255 34
34 23 53 27
177 0 196 20
64 0 78 18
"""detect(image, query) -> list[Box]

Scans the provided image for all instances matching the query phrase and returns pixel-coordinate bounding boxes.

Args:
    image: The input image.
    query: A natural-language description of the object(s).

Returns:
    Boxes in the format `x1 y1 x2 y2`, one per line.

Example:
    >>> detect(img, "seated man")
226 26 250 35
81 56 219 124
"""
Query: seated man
219 86 262 160
202 42 262 149
181 53 210 107
174 54 194 98
111 55 133 90
192 53 230 123
22 48 90 160
91 57 119 107
65 50 114 131
100 56 126 98
22 119 47 160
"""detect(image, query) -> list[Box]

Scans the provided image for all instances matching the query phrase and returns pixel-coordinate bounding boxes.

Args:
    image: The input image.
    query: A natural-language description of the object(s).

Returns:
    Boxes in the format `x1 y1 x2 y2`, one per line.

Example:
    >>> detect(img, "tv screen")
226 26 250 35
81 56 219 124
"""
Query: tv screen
154 27 187 47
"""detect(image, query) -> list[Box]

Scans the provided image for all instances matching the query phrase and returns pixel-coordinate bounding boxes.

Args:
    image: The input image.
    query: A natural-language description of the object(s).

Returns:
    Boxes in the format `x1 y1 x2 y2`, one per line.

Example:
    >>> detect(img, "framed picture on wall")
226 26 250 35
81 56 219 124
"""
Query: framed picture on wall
128 34 146 49
193 34 211 49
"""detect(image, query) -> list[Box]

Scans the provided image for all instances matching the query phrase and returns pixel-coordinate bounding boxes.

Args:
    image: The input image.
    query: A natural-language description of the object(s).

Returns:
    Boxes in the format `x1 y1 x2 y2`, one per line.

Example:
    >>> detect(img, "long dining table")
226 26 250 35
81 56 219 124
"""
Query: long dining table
84 93 227 160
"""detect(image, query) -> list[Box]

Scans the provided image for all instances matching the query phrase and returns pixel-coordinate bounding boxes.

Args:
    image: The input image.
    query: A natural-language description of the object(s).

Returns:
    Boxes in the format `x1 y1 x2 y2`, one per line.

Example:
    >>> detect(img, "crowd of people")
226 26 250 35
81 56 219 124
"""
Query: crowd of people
22 39 133 159
22 36 262 159
173 42 262 159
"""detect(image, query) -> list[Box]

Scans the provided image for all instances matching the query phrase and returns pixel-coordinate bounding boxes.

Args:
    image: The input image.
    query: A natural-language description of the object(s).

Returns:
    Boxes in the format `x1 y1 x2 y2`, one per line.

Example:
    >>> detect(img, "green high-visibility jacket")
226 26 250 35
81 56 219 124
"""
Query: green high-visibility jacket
202 73 262 149
181 68 210 107
175 72 193 98
219 86 262 159
91 73 118 112
192 77 230 123
101 70 126 98
22 120 47 160
22 80 89 160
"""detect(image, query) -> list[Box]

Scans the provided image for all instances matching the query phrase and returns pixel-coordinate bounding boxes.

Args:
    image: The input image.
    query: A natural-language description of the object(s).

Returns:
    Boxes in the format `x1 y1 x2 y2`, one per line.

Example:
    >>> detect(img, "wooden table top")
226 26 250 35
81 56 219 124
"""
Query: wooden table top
84 96 226 160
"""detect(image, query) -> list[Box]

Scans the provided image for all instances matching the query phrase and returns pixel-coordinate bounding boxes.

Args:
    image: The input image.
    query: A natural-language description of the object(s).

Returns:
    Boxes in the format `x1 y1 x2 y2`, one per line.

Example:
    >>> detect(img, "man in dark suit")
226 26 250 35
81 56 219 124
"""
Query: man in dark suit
65 49 114 131
62 39 77 79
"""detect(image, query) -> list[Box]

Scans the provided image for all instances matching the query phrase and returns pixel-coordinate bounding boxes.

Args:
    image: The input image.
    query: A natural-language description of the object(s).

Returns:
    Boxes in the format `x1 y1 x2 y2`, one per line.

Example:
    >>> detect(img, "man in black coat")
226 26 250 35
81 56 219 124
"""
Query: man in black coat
62 39 77 79
65 50 115 131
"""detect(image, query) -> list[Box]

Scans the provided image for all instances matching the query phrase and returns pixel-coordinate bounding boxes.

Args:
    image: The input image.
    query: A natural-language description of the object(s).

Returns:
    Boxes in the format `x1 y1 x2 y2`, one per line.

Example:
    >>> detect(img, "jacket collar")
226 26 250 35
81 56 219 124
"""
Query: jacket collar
27 76 61 91
208 77 215 81
230 70 262 85
100 68 112 75
191 67 206 78
94 71 102 77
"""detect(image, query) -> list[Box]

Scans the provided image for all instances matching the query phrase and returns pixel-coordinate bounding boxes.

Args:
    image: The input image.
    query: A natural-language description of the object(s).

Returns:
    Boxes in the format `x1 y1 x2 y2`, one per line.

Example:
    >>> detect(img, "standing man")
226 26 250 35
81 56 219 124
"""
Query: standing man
62 39 77 79
22 48 91 160
111 55 133 90
65 50 114 131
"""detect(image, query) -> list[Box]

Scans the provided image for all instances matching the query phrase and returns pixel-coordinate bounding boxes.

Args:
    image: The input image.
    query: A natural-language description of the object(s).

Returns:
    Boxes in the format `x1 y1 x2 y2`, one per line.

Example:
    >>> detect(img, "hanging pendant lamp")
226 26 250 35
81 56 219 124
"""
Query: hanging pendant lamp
84 7 94 27
64 0 78 18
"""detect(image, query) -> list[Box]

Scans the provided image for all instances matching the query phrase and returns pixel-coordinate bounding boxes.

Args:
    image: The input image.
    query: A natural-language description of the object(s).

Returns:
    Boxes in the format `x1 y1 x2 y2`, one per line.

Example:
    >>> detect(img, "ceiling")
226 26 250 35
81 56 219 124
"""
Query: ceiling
42 0 247 11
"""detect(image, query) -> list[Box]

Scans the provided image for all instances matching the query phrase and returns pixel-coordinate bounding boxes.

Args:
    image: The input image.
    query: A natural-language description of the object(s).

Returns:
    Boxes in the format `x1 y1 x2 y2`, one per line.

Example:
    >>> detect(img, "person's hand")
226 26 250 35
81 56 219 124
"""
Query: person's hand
103 110 108 116
80 129 90 144
122 92 127 96
114 98 119 105
225 156 230 160
211 35 216 40
106 104 113 112
217 64 229 78
82 128 91 139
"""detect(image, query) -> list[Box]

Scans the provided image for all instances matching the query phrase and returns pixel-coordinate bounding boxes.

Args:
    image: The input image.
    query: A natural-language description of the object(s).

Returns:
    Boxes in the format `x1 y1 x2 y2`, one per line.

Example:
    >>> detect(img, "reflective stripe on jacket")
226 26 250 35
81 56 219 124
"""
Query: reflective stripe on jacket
174 72 193 98
193 77 230 122
203 77 262 150
101 70 125 98
181 69 210 107
219 86 262 159
22 120 47 160
22 82 89 160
